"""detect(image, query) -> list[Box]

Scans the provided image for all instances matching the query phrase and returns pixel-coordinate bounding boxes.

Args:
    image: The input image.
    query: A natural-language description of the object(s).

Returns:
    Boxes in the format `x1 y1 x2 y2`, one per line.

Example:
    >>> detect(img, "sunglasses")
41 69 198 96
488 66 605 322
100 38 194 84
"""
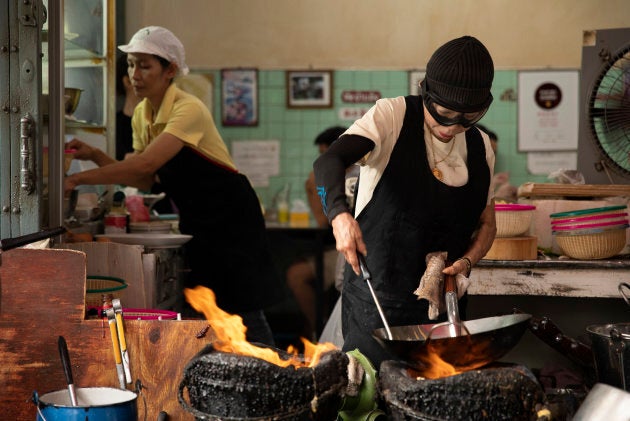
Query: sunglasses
423 93 489 128
420 80 492 128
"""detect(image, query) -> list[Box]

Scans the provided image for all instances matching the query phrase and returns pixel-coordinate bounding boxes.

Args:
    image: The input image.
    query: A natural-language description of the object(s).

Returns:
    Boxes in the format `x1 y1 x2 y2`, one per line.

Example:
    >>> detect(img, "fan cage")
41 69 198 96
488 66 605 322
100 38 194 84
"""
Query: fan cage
587 45 630 177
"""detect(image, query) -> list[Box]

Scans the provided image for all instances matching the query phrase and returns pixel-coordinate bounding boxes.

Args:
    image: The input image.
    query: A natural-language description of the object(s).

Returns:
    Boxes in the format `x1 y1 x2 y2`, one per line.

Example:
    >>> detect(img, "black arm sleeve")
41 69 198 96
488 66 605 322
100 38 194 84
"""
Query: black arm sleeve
313 134 375 223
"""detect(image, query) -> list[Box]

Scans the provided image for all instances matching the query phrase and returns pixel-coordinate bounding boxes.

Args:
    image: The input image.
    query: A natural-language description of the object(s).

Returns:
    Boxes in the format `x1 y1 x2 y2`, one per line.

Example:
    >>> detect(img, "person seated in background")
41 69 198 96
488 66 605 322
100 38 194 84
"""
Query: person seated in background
286 126 358 339
476 124 518 202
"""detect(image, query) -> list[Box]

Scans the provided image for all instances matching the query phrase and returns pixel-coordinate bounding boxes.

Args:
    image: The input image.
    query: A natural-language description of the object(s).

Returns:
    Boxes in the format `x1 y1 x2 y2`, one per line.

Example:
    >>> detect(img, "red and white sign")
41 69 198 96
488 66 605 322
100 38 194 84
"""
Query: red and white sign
341 90 381 103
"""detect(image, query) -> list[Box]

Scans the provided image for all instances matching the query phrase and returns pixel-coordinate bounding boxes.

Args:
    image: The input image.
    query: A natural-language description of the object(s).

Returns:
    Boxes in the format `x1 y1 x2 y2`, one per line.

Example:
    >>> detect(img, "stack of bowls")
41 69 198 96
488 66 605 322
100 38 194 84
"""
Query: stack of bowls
129 221 172 234
495 204 536 237
550 205 629 259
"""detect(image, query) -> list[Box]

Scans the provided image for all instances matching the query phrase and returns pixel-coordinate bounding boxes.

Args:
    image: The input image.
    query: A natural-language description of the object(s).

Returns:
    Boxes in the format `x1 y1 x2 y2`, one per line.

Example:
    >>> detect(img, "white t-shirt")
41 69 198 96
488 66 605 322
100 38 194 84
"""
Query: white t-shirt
345 96 495 216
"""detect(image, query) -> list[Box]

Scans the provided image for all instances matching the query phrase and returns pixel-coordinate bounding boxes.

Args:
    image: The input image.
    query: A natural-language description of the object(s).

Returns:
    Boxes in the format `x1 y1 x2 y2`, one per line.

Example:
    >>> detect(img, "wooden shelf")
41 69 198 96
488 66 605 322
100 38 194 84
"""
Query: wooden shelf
518 182 630 198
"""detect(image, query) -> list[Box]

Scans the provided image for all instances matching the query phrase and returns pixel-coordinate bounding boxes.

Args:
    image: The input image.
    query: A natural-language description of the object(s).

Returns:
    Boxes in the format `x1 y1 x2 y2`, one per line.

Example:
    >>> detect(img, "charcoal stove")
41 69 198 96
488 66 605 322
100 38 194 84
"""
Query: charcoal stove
178 344 349 420
379 360 546 420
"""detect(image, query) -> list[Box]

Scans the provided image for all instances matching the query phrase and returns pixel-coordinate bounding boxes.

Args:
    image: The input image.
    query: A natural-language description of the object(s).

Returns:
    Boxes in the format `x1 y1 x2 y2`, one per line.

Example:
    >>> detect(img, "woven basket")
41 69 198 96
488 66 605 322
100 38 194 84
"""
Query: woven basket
85 275 127 308
496 209 533 237
555 228 627 260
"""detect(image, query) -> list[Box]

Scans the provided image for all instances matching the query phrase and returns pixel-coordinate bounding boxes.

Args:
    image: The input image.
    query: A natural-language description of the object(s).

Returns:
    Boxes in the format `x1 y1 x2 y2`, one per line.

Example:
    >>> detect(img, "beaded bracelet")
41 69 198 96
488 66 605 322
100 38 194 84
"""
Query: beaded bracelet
457 256 472 277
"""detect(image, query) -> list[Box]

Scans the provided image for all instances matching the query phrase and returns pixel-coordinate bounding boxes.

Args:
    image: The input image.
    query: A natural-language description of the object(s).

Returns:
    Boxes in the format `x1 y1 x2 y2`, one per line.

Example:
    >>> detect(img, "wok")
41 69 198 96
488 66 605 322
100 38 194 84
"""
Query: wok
373 312 531 373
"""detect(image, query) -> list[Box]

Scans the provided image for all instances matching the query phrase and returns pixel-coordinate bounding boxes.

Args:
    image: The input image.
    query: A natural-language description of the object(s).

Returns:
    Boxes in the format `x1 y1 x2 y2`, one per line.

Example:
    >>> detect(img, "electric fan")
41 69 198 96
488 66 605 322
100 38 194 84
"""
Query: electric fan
577 28 630 184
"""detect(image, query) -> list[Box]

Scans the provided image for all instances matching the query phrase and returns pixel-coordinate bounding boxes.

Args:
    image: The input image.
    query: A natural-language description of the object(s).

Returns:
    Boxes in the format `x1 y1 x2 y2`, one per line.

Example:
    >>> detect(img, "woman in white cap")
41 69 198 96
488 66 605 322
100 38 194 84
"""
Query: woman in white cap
65 26 281 345
313 36 498 368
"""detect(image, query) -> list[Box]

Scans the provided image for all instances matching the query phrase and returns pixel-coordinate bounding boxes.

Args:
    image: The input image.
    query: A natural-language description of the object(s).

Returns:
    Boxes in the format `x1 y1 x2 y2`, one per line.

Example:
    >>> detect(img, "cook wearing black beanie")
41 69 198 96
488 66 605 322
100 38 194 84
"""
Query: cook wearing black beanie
313 36 498 374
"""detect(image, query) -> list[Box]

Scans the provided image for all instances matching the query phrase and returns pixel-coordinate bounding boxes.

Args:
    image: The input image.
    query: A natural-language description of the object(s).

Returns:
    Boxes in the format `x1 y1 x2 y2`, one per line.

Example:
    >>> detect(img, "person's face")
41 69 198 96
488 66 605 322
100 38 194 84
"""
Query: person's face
423 103 470 142
317 144 329 154
127 53 176 103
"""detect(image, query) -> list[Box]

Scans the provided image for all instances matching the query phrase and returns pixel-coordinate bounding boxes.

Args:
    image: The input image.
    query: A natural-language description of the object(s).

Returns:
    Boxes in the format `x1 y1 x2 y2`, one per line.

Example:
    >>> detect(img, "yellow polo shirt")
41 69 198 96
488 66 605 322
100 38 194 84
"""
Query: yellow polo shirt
132 83 237 171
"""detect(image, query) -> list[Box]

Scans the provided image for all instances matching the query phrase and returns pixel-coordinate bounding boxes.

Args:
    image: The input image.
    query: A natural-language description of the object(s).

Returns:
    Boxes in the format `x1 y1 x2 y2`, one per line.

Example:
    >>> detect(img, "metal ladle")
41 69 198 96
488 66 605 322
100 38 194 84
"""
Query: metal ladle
358 253 393 340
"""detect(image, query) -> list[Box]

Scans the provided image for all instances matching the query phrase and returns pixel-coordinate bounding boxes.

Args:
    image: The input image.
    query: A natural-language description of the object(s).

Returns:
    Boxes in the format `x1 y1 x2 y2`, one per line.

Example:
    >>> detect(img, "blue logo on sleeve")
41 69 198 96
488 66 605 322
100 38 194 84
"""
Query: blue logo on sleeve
317 186 328 215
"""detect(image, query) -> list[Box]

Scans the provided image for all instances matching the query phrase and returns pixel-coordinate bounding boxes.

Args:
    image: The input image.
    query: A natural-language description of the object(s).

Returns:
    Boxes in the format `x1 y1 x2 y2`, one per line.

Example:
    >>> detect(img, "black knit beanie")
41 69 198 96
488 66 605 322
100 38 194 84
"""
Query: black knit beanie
422 36 494 112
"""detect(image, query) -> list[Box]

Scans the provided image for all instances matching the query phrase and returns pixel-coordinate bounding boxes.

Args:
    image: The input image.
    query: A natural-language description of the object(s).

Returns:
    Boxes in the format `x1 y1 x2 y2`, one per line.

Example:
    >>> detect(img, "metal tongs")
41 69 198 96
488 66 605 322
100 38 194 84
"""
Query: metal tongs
358 253 393 340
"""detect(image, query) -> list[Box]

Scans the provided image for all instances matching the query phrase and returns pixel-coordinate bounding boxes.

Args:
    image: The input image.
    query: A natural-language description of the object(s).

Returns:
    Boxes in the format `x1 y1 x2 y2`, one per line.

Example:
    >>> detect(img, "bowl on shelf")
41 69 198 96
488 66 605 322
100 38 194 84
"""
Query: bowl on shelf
551 218 629 233
550 205 628 221
550 211 628 229
553 226 628 260
495 203 536 237
64 87 83 115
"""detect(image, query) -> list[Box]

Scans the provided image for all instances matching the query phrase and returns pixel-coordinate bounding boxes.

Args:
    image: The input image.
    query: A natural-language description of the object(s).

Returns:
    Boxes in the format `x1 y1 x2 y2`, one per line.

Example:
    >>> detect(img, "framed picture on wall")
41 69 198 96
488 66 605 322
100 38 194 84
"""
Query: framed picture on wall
286 70 333 108
408 70 425 95
221 68 258 126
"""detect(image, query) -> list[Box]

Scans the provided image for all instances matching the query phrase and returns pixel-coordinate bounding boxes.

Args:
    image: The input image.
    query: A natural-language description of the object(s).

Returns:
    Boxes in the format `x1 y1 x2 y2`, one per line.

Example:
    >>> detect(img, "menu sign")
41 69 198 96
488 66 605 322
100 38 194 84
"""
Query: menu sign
517 70 579 151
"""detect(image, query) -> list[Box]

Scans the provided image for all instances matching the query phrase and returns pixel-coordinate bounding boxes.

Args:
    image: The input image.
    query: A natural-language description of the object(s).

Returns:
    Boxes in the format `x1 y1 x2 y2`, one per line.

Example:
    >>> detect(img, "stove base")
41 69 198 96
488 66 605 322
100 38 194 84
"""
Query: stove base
379 361 545 420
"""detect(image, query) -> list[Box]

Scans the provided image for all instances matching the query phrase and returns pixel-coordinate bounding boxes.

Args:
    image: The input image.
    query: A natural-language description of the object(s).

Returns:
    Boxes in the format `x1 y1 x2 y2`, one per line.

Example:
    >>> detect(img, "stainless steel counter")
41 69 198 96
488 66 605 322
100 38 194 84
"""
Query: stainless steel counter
469 256 630 298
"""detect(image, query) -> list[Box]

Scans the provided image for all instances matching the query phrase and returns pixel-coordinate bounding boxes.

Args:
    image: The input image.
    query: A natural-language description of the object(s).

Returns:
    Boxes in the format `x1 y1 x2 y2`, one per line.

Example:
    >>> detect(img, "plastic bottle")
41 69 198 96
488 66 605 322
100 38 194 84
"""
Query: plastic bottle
276 184 290 224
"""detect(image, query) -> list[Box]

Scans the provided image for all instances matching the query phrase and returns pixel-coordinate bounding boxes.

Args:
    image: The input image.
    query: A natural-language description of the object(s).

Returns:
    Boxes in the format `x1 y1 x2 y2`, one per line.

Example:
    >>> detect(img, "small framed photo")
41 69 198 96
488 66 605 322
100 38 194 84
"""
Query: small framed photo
409 70 425 95
286 70 333 108
221 68 258 126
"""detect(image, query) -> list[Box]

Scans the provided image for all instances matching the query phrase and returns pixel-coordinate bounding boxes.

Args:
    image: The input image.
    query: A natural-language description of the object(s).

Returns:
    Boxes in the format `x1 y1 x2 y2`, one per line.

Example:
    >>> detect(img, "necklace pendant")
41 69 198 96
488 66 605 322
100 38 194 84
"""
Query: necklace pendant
432 167 443 180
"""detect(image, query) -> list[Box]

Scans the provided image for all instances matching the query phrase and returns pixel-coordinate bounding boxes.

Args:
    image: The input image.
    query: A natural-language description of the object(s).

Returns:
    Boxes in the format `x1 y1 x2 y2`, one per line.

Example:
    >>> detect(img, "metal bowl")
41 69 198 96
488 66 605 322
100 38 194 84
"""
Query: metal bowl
64 87 82 115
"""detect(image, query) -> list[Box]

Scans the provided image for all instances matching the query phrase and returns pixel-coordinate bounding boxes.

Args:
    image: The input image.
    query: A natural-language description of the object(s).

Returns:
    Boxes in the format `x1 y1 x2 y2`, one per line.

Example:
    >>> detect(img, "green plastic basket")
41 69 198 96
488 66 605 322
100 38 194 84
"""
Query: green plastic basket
85 275 127 308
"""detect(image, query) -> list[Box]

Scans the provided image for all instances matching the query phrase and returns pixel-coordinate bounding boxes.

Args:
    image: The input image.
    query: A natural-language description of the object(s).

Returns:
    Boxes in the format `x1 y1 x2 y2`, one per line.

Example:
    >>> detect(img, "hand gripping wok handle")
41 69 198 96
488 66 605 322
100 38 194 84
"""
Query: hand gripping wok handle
444 273 463 337
444 274 460 324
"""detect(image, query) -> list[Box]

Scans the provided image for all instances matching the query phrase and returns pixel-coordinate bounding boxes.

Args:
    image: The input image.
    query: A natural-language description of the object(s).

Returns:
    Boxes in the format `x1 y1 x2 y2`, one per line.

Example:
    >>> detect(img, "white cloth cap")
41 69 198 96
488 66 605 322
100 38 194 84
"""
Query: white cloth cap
118 26 189 76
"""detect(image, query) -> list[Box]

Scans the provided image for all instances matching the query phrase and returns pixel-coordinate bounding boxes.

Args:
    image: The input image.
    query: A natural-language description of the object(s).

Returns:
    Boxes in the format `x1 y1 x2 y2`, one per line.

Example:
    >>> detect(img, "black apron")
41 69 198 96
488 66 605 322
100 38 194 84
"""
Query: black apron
156 147 281 313
341 95 490 367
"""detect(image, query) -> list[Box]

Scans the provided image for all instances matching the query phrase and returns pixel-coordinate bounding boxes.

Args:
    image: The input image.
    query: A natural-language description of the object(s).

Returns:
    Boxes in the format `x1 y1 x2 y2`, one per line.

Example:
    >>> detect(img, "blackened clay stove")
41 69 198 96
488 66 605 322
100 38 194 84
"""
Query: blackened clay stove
178 345 349 420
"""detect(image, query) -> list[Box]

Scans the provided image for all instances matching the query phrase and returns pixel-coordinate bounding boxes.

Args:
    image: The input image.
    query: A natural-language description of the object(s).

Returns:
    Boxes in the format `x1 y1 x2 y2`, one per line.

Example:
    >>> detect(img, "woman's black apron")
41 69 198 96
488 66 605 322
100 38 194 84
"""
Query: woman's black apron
156 147 281 314
341 95 490 367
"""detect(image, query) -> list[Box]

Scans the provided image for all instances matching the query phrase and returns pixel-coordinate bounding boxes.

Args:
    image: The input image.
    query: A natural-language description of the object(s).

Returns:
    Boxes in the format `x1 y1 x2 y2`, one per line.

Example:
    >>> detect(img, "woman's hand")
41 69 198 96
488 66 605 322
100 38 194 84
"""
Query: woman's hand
63 173 78 196
442 258 471 276
65 138 95 161
65 138 116 167
331 212 366 275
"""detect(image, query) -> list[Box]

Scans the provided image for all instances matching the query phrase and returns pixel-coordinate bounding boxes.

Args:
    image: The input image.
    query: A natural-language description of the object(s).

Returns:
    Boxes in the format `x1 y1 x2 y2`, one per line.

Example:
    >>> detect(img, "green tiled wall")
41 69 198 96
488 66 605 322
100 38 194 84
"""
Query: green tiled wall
209 70 548 212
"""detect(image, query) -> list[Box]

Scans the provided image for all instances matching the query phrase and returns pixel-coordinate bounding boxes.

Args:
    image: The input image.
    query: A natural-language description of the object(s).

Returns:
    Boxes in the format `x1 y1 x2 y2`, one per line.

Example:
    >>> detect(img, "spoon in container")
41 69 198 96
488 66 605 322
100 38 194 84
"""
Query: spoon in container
58 336 78 406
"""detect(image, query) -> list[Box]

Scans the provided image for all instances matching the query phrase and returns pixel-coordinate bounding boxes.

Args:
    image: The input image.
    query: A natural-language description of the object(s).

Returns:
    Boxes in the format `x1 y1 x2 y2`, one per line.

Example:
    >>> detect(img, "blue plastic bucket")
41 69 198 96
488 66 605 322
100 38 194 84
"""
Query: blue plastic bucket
34 387 137 421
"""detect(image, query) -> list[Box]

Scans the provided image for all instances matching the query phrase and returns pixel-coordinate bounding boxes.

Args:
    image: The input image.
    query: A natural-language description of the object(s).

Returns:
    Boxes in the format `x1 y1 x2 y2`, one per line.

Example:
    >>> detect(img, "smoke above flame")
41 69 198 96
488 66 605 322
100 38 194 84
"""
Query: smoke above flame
184 286 337 368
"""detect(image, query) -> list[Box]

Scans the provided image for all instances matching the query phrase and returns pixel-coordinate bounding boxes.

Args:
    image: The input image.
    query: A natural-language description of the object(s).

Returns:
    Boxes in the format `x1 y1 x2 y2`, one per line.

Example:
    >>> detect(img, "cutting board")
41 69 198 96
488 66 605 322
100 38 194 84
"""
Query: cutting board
483 236 538 260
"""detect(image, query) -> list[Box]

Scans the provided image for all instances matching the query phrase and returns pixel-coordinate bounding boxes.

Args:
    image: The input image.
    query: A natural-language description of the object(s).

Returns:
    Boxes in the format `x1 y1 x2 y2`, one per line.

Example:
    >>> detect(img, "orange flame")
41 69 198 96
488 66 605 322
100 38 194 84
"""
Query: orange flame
184 286 337 368
413 351 462 379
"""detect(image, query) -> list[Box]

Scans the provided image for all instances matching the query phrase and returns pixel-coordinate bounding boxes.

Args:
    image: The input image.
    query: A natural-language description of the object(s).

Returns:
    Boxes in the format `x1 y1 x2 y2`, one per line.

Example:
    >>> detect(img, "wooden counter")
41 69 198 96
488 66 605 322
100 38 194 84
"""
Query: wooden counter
468 257 630 298
0 248 211 420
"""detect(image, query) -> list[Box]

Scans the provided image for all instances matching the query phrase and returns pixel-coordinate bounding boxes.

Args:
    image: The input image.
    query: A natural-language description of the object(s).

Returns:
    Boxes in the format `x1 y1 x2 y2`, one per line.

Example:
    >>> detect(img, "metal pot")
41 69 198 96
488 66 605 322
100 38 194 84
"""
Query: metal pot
34 387 137 421
586 322 630 391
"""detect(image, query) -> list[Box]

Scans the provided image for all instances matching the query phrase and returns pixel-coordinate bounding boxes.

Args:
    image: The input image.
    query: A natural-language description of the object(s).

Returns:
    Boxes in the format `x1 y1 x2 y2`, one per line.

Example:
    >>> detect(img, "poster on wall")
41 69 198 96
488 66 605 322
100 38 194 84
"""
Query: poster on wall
221 69 258 126
231 140 279 187
518 70 579 151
